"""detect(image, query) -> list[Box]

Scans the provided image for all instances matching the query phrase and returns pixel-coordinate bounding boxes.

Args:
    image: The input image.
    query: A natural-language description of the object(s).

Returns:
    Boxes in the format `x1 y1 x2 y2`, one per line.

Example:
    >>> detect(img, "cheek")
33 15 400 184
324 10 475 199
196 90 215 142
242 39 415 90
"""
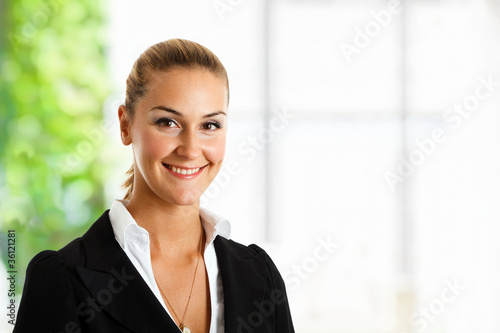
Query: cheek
134 129 173 163
205 135 226 165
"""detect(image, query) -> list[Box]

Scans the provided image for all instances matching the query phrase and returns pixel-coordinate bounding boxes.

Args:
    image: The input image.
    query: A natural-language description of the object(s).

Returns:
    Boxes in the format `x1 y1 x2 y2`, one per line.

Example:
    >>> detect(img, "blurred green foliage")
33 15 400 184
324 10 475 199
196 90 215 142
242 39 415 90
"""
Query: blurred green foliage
0 0 110 279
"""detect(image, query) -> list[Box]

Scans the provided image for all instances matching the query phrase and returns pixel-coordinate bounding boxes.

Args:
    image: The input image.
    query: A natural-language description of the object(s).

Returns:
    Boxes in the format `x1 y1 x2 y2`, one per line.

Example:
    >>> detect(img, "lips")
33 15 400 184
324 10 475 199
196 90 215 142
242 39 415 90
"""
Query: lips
162 163 206 178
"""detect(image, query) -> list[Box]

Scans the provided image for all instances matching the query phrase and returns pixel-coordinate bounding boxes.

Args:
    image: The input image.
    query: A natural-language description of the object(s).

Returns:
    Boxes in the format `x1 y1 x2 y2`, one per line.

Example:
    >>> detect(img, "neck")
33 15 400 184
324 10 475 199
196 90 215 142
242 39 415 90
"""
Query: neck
125 193 204 258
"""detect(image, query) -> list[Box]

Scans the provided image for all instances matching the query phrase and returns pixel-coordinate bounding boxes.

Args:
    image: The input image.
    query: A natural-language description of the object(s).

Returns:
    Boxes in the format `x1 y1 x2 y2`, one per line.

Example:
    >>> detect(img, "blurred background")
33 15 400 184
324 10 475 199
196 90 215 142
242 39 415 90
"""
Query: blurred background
1 0 500 332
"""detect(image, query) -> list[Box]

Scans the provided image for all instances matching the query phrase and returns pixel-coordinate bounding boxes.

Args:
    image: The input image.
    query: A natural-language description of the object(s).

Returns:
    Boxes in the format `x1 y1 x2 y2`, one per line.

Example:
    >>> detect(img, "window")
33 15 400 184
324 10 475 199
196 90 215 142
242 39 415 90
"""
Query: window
106 1 500 331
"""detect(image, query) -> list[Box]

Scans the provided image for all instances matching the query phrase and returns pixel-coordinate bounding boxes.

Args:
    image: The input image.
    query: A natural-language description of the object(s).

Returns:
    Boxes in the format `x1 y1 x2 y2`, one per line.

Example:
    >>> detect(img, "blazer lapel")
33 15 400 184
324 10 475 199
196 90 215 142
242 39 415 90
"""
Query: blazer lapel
214 236 267 332
76 211 179 333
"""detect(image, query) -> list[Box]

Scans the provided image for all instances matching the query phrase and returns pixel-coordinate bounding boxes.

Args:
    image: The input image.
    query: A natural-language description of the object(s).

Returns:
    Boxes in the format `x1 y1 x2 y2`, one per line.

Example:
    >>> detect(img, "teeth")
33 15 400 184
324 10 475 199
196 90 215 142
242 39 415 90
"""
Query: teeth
166 164 201 175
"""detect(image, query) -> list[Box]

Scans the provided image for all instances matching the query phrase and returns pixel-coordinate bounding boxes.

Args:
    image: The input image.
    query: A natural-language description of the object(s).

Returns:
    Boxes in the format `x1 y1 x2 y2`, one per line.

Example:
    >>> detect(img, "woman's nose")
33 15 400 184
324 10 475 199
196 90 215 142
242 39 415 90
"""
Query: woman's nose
176 129 201 160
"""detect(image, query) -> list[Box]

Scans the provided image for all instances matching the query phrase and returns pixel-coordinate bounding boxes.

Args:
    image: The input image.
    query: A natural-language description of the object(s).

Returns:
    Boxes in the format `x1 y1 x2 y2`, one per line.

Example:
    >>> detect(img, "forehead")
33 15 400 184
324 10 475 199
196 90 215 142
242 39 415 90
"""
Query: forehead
145 68 227 104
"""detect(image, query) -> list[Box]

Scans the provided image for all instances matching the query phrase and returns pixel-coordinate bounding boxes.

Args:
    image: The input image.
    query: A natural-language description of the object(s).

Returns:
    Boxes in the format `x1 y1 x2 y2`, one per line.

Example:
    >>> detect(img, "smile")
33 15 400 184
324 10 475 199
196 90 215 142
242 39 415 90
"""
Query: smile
162 163 206 178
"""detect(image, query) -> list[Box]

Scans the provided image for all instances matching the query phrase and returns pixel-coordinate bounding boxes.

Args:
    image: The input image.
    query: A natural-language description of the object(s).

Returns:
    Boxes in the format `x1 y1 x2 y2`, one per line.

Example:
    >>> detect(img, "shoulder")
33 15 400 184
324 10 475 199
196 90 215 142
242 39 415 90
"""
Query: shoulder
248 243 287 284
214 236 284 280
214 236 273 258
22 247 78 293
58 236 86 266
28 232 87 273
26 210 111 273
213 237 295 331
24 249 63 277
16 244 88 331
214 235 265 258
25 232 81 269
22 238 85 288
18 249 77 312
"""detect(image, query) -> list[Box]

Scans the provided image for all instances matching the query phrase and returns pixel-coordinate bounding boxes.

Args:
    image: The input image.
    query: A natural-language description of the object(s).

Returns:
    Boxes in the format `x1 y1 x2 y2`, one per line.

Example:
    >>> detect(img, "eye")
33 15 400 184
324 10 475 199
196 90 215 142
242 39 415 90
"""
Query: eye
201 121 222 130
155 118 177 128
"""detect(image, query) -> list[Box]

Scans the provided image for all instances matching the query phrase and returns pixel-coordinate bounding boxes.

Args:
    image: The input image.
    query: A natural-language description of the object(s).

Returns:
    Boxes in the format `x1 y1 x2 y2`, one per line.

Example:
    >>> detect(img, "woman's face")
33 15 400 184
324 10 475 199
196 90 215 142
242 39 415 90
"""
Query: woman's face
119 68 228 207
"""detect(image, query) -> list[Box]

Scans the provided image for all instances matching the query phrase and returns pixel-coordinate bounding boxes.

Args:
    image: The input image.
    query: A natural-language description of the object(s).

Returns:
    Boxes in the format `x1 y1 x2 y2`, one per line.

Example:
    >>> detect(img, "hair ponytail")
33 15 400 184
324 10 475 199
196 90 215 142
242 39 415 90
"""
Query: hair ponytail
122 165 134 200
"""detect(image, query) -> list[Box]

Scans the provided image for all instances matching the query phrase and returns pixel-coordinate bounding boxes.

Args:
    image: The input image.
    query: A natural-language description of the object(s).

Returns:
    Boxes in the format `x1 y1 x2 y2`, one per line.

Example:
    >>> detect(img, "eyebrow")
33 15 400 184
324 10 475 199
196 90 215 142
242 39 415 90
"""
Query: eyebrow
150 106 226 118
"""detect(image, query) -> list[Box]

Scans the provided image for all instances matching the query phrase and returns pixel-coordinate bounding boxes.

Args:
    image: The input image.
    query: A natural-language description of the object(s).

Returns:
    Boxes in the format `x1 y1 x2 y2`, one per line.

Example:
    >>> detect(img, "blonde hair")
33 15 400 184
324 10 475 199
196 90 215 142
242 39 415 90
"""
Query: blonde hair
121 39 229 200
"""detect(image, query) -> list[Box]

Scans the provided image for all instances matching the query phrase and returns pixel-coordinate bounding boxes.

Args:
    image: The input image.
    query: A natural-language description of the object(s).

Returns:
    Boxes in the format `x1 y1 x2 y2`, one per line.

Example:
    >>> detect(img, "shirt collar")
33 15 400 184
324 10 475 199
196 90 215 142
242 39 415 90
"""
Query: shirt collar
200 206 231 244
108 199 231 249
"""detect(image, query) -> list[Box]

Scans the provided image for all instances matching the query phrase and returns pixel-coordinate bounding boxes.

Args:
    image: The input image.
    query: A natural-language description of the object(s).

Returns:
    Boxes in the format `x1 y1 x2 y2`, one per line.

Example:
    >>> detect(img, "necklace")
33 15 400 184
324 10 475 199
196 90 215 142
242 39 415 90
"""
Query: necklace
155 233 204 333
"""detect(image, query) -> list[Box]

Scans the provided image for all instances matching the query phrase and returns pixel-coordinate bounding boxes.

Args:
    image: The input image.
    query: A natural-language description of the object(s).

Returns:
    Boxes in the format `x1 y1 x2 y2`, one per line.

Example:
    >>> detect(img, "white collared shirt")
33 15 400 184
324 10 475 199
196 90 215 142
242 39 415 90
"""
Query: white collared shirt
108 199 231 333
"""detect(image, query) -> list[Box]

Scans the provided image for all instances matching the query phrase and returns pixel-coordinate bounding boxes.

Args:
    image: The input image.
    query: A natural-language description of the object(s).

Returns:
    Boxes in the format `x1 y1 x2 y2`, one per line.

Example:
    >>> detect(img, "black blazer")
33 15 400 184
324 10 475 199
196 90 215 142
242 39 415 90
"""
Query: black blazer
14 210 294 333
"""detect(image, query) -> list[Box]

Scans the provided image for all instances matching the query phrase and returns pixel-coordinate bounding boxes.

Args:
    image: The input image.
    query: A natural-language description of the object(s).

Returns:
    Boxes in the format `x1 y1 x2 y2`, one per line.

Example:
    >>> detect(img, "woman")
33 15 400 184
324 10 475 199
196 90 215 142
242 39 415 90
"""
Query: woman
14 39 294 333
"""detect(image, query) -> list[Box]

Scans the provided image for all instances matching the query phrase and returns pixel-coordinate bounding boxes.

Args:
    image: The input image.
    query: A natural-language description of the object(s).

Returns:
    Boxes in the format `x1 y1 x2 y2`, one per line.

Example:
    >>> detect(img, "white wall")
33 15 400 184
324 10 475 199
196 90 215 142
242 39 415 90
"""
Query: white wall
104 0 500 332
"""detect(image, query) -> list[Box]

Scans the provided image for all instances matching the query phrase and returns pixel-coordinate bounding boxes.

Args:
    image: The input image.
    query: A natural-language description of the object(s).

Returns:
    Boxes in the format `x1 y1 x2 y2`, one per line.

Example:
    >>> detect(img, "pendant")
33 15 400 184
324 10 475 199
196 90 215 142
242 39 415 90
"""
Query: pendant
180 323 191 333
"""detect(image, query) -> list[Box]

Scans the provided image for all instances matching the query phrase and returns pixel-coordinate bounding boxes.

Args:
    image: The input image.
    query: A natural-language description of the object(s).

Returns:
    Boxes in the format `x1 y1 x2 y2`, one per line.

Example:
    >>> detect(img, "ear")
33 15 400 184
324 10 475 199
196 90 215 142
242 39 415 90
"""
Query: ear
118 105 132 146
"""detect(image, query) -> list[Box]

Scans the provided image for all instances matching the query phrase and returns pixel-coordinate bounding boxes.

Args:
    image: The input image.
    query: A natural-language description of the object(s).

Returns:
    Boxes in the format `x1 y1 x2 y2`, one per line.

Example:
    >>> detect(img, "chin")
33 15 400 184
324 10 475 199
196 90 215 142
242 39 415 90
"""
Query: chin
166 191 203 207
171 198 199 207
